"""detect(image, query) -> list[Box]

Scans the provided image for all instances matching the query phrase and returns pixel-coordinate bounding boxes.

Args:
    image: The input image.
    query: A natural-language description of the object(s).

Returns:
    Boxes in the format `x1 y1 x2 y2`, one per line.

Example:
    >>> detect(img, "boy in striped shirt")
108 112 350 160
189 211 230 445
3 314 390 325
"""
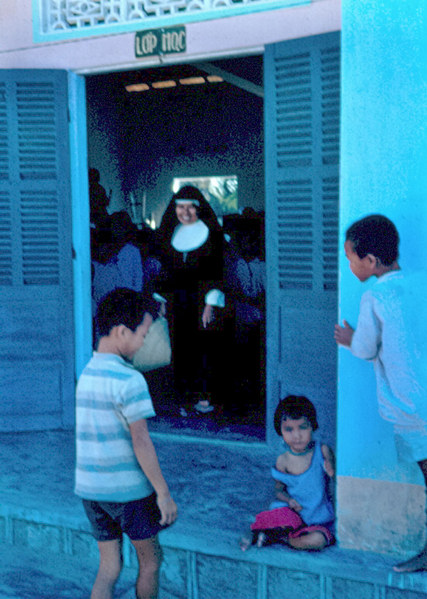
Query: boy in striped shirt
75 288 177 599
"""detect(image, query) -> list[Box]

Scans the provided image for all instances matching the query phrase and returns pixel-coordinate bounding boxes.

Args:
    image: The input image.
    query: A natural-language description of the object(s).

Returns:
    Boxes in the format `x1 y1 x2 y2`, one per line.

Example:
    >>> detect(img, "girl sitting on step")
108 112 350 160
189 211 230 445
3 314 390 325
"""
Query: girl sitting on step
240 395 335 551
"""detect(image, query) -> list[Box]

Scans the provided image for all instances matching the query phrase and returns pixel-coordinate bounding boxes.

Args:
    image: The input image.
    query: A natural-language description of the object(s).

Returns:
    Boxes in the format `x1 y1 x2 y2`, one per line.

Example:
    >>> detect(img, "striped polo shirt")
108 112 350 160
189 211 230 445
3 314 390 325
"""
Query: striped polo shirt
74 352 156 502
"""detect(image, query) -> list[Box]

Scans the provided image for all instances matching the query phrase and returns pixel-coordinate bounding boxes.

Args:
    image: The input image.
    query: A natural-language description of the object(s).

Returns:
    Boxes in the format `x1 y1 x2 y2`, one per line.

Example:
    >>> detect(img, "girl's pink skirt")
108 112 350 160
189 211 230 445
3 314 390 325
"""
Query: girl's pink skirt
250 506 334 545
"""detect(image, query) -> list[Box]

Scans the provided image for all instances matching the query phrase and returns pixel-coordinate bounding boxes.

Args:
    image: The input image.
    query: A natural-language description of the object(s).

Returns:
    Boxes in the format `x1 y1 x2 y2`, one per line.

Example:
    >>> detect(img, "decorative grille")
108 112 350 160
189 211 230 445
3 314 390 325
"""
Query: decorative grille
35 0 310 41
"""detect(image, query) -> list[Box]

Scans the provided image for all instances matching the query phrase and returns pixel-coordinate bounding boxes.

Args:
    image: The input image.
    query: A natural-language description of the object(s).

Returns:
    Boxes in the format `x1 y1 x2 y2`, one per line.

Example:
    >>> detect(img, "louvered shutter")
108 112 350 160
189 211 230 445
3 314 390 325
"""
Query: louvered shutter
264 33 340 448
0 70 74 431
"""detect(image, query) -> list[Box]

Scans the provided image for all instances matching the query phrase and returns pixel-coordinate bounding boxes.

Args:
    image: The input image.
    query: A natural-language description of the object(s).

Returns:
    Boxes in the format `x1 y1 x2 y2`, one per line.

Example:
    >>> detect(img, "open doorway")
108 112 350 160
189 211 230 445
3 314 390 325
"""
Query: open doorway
85 56 266 442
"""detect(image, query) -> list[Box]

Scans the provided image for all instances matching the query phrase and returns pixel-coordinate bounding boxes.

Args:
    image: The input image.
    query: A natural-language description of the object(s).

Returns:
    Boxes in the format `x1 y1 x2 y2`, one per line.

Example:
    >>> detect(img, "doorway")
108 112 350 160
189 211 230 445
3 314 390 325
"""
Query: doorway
85 56 267 442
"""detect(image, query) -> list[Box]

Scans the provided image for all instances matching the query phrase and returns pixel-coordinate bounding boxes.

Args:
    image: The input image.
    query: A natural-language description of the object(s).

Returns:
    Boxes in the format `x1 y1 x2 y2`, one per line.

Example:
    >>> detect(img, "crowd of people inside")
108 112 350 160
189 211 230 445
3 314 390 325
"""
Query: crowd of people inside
89 169 266 423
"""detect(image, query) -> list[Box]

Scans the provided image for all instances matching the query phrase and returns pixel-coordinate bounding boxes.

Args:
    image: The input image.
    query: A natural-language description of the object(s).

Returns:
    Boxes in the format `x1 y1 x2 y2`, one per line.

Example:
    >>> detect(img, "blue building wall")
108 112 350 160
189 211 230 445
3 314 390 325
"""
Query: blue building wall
337 0 427 554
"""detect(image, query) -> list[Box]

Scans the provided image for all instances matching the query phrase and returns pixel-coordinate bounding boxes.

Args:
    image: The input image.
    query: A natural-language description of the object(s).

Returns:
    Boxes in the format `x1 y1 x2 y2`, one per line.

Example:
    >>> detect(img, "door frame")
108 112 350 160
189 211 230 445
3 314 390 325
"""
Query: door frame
68 71 92 380
69 49 268 377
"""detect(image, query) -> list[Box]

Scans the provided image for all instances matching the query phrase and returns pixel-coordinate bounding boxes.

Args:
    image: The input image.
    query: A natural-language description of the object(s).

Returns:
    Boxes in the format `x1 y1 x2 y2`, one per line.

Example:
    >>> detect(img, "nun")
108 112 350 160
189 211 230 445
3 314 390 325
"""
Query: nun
156 186 227 415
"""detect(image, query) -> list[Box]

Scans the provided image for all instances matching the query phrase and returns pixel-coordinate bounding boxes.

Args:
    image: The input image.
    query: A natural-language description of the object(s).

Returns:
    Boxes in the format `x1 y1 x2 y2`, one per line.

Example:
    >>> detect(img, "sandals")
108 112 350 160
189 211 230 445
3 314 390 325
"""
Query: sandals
194 400 214 414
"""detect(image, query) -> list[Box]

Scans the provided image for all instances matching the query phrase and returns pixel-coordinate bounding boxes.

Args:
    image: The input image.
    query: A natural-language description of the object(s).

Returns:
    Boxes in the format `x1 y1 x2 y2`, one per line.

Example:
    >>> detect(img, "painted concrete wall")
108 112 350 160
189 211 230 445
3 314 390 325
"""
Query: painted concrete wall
0 1 340 72
338 0 427 554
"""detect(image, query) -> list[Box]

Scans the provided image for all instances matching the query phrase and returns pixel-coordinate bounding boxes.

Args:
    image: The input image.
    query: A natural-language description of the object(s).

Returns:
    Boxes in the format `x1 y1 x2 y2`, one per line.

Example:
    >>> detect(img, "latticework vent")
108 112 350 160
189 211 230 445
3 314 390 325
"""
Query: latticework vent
321 46 340 166
274 52 312 169
21 190 60 285
277 178 313 289
322 176 339 290
0 191 12 285
0 83 8 181
17 82 57 180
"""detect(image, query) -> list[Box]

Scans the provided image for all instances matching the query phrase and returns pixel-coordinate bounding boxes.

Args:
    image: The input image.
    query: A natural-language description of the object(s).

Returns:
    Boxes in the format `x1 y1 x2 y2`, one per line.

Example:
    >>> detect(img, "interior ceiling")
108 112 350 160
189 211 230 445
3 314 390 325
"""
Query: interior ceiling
92 55 263 97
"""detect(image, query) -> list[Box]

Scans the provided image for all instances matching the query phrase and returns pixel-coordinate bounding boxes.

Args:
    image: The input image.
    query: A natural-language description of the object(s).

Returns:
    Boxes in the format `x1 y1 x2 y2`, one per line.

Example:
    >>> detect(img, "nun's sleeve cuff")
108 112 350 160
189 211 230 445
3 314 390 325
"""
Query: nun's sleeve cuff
205 289 225 308
153 292 167 303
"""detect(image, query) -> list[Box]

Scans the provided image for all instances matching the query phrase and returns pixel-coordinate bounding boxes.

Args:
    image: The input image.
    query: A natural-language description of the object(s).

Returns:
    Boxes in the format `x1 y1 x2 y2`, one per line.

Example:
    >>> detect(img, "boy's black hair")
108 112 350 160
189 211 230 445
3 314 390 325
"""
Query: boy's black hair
274 395 318 436
96 288 156 337
346 214 399 266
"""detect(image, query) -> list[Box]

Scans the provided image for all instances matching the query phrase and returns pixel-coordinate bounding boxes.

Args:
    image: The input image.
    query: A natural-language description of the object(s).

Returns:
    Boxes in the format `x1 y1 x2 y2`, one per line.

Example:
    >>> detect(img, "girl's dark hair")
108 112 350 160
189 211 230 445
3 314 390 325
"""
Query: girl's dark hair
96 288 156 337
274 395 318 436
346 214 399 266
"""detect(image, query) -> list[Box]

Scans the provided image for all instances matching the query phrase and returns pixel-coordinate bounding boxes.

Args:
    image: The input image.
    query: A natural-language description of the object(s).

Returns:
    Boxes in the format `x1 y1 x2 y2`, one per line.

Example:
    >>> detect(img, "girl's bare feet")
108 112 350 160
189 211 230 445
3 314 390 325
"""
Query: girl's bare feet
239 535 252 552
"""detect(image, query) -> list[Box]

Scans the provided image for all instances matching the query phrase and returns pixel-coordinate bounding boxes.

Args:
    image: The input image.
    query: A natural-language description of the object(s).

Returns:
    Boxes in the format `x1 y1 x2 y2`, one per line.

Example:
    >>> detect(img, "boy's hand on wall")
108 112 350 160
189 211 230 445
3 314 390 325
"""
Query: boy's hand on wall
334 320 354 347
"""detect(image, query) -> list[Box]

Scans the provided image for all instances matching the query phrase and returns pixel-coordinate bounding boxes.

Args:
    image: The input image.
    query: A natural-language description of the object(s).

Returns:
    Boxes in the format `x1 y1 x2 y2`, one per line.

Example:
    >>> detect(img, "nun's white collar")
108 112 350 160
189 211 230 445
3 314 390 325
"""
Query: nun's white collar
171 219 209 252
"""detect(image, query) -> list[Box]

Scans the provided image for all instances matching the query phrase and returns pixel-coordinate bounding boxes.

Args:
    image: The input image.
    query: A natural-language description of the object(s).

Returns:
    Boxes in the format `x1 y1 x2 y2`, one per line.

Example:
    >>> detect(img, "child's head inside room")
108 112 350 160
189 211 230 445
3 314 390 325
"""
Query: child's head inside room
344 214 399 282
274 395 318 455
96 288 155 359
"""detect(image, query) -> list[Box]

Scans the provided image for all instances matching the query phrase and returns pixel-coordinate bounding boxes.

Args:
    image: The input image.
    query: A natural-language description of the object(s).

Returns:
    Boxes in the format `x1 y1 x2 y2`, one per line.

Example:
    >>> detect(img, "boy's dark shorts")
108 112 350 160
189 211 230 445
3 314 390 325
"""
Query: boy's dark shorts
83 493 168 542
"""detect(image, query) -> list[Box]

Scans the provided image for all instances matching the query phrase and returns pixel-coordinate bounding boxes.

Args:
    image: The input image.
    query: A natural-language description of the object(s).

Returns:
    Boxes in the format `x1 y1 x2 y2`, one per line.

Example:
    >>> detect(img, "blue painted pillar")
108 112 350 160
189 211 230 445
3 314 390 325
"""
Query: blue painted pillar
338 0 427 555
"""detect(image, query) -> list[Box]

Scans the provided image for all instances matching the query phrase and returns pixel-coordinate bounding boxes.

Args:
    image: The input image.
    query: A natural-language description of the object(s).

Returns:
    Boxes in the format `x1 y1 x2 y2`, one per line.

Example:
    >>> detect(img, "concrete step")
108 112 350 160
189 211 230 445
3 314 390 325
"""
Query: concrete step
2 502 427 599
0 543 136 599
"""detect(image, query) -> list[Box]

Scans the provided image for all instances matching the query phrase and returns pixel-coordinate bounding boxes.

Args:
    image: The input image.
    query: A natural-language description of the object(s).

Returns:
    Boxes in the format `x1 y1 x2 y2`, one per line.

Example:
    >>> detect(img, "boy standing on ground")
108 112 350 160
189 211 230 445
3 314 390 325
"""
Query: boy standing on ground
334 214 427 573
75 288 177 599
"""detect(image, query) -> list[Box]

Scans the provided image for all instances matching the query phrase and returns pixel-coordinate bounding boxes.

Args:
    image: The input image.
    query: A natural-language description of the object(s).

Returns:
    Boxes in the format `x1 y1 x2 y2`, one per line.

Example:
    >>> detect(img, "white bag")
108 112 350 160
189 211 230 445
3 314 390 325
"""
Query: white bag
132 316 172 372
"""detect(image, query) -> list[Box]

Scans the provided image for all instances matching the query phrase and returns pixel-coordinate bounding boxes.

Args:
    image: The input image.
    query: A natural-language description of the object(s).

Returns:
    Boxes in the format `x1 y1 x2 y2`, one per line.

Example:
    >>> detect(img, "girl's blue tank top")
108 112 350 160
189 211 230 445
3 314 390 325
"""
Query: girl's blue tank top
269 441 334 526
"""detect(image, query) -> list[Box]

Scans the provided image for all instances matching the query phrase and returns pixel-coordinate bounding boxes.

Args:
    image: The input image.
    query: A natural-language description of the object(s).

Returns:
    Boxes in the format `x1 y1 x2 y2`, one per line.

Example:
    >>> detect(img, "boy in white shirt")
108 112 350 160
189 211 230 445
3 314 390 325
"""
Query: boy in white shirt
335 214 427 573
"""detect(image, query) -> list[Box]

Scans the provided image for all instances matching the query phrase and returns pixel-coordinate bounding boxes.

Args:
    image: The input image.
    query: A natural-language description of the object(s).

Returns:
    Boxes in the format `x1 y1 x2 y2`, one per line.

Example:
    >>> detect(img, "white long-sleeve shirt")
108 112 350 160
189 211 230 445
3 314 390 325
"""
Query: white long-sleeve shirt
350 270 427 428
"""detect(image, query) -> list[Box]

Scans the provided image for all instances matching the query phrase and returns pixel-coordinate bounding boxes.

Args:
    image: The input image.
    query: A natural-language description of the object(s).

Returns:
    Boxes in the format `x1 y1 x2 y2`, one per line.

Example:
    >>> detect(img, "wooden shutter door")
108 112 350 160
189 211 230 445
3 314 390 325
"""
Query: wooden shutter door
0 70 75 431
264 33 340 448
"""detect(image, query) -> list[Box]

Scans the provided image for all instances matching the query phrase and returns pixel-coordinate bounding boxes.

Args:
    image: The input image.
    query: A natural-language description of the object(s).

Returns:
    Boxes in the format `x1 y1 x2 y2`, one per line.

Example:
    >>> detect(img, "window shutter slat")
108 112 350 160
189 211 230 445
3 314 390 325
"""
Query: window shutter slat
270 37 340 294
321 46 340 167
0 191 12 285
277 178 313 289
0 83 9 181
0 68 75 433
21 190 60 285
322 175 339 290
17 82 57 180
264 33 340 450
0 73 67 288
275 52 313 169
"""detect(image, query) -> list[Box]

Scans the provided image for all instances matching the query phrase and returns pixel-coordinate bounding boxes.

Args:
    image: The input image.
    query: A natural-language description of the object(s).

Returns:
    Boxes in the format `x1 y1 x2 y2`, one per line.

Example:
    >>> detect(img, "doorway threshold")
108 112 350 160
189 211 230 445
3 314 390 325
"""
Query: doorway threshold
147 413 266 443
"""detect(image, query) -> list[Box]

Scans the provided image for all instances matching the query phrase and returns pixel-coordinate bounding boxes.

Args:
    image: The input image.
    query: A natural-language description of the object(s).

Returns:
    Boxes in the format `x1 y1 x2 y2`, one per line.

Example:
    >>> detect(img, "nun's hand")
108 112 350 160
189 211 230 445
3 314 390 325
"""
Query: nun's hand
202 304 214 328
